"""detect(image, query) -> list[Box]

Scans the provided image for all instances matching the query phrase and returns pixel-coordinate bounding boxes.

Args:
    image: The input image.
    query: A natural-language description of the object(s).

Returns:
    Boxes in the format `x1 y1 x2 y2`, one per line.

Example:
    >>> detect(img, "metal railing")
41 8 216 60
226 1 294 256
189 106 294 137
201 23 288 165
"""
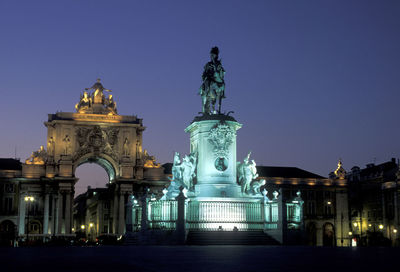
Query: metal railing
134 199 282 232
148 200 177 230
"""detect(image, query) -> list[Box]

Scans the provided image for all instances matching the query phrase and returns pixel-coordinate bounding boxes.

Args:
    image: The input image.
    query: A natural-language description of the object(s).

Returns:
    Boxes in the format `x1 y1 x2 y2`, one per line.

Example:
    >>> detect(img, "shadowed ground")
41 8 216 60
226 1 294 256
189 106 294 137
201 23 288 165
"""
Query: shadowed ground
1 246 399 272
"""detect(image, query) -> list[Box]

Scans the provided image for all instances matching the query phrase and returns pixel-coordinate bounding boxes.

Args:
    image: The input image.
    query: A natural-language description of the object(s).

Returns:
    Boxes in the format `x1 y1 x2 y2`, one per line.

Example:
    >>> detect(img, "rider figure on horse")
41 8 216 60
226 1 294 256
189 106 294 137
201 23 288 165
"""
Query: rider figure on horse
199 47 226 114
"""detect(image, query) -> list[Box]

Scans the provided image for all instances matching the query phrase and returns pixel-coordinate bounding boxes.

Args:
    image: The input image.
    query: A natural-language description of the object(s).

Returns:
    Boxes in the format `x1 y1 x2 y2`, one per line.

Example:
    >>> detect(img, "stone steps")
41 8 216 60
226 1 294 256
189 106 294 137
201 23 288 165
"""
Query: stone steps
186 230 281 245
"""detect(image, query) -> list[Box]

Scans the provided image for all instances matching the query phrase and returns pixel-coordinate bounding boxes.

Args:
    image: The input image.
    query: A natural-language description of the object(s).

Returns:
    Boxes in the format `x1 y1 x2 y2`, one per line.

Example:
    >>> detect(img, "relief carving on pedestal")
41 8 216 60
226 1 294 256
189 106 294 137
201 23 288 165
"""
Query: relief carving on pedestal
208 122 235 158
74 125 119 161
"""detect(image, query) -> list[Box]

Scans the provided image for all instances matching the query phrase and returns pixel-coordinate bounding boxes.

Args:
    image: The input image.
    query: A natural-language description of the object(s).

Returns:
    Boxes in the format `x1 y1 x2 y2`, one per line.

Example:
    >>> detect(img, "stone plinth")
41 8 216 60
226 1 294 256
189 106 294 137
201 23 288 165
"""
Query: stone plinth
185 114 242 198
144 167 165 181
22 164 46 178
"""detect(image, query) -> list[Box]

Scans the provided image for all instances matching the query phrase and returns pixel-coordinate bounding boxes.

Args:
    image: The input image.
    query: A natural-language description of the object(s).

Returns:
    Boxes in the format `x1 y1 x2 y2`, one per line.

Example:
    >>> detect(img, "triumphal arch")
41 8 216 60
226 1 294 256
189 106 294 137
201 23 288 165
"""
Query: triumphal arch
19 79 165 237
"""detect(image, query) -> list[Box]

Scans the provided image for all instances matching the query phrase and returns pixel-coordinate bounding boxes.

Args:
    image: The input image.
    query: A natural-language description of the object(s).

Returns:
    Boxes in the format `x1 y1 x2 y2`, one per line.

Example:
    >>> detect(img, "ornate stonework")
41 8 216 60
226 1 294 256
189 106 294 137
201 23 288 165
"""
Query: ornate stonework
74 126 119 161
208 122 236 158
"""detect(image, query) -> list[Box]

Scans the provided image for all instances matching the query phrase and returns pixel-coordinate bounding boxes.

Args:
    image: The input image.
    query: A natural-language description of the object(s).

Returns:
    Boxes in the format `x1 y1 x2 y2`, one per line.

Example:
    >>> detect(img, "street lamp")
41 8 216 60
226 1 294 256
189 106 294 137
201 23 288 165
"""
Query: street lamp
24 196 35 244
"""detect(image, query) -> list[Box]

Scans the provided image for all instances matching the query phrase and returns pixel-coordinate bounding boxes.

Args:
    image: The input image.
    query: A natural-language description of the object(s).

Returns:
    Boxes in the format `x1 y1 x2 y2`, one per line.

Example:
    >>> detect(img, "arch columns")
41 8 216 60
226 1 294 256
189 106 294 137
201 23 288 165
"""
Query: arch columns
42 193 50 235
111 182 133 235
18 193 26 236
57 181 74 234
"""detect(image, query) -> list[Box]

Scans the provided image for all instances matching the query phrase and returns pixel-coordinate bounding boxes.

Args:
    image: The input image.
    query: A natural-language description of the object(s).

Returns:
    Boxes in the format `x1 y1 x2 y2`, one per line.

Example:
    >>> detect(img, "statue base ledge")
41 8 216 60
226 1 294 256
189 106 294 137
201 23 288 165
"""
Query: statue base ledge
191 113 237 123
189 196 263 202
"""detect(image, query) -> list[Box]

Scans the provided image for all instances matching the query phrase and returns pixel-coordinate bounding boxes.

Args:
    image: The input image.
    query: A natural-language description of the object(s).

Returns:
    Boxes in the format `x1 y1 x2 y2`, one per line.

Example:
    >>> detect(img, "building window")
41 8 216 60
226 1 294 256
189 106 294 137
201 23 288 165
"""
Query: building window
307 190 316 200
324 204 333 216
307 201 316 215
103 225 108 233
28 202 39 216
29 222 40 232
324 191 331 199
104 202 111 209
4 184 14 193
104 214 109 220
3 197 13 213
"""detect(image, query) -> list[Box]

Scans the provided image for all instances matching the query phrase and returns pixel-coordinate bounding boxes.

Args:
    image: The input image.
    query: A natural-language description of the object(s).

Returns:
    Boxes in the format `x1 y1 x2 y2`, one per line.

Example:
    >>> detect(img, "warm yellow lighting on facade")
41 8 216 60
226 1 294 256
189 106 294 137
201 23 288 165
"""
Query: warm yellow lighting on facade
379 224 384 230
72 228 75 232
368 224 372 227
393 229 397 234
143 160 161 168
81 225 85 230
327 201 332 205
353 222 358 227
89 223 94 228
348 232 352 236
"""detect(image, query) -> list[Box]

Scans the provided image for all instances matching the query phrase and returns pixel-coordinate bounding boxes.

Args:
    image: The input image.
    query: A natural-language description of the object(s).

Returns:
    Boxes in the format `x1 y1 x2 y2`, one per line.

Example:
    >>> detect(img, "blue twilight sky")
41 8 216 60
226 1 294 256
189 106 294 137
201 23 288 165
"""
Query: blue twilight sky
1 0 399 194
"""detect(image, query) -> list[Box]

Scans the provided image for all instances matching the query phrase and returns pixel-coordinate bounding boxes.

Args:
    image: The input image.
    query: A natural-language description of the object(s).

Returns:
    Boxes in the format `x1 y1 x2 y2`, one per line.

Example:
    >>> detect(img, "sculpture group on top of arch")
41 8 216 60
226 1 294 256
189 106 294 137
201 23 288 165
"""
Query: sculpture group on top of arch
75 78 117 115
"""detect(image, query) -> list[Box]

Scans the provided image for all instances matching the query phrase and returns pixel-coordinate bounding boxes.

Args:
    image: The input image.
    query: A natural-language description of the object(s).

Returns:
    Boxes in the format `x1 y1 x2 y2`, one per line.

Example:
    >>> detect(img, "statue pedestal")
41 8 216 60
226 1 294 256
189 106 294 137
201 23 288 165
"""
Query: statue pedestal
185 115 242 198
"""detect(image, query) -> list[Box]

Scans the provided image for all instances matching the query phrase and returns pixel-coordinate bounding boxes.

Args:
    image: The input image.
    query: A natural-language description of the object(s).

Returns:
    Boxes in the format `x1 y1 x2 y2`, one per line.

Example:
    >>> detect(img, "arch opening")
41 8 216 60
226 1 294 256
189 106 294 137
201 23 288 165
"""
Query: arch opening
74 155 117 197
323 222 335 246
76 156 116 182
0 220 16 246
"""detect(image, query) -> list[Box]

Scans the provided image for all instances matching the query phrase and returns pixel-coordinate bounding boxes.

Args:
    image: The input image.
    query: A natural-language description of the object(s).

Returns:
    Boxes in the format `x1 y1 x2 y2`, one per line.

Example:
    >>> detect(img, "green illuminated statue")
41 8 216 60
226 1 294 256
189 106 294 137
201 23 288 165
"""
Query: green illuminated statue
199 47 226 114
237 152 259 194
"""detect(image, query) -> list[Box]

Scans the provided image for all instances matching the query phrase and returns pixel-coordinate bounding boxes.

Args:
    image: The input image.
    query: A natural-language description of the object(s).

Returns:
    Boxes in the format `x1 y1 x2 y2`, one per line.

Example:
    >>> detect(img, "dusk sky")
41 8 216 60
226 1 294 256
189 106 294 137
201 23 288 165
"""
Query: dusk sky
1 1 399 195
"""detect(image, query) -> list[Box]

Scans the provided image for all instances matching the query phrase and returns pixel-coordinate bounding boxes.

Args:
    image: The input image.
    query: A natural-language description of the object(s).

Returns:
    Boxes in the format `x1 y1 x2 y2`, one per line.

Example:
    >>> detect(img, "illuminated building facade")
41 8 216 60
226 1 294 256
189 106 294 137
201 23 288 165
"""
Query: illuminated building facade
347 158 400 246
258 165 350 246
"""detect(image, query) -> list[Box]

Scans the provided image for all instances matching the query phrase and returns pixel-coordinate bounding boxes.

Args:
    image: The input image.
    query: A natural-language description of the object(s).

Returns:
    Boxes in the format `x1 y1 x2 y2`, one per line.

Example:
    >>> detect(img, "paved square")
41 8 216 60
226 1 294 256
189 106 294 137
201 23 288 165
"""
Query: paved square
1 246 399 272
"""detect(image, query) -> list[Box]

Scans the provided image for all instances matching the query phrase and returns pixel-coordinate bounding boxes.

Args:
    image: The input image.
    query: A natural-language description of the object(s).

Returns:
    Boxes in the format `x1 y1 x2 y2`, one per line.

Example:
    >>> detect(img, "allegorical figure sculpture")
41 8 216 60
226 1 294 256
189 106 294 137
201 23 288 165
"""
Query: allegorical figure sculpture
123 138 130 156
85 78 112 104
107 95 117 114
75 91 91 112
25 146 47 165
237 152 259 194
142 149 161 168
168 152 197 191
171 152 182 182
63 134 71 155
181 153 197 189
251 179 266 195
199 46 225 115
47 136 55 157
